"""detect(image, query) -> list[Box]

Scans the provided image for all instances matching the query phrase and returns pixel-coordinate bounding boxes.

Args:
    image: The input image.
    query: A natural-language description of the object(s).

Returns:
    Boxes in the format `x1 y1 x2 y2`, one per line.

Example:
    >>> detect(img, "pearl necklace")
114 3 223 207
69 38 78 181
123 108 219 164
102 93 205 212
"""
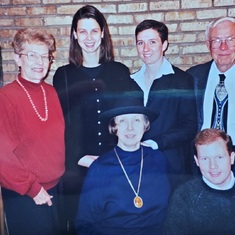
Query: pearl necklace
114 146 144 208
16 78 48 122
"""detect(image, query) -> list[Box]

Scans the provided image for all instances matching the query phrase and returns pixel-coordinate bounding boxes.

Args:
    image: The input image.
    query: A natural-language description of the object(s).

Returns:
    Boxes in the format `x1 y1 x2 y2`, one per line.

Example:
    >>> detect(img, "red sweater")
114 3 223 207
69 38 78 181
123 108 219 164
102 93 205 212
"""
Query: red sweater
0 75 65 198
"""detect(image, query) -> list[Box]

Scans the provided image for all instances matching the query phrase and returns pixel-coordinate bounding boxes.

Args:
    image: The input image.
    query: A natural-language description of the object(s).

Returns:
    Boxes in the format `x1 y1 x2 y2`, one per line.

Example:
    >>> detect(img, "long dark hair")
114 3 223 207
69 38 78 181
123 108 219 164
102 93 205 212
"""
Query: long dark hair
69 5 114 67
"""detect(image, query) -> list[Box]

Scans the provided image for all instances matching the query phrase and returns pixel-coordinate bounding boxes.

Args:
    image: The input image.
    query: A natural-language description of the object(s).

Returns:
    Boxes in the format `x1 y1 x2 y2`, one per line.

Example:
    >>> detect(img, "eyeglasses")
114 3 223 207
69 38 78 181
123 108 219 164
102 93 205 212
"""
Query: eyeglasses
19 52 54 62
209 37 235 49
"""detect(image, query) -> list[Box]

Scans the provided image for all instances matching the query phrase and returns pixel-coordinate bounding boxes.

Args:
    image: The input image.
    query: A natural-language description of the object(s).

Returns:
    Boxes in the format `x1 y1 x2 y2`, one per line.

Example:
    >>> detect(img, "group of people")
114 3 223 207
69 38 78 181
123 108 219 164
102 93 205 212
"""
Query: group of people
0 4 235 235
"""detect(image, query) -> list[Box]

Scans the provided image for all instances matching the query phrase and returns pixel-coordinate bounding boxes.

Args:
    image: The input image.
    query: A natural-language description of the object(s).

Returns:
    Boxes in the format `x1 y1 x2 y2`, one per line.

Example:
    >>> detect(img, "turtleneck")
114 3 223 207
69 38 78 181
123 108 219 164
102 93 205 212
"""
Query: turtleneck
114 145 143 165
0 75 65 198
202 171 235 190
17 74 43 88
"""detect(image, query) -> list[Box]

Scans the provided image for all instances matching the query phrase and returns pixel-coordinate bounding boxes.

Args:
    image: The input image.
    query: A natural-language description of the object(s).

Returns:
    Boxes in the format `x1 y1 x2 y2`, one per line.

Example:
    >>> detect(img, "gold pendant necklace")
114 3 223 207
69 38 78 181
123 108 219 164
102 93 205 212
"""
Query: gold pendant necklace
114 147 144 208
16 78 48 122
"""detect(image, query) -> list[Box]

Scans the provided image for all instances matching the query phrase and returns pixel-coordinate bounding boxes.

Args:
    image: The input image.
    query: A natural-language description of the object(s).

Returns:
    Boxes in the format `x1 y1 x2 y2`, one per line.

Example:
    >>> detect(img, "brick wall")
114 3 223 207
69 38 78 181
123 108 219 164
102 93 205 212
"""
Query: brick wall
1 0 235 85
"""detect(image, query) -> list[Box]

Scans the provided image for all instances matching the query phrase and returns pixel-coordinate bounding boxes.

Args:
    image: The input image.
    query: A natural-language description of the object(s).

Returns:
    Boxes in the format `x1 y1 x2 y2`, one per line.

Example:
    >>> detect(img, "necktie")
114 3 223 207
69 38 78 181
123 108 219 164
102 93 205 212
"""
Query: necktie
211 74 228 130
216 74 227 101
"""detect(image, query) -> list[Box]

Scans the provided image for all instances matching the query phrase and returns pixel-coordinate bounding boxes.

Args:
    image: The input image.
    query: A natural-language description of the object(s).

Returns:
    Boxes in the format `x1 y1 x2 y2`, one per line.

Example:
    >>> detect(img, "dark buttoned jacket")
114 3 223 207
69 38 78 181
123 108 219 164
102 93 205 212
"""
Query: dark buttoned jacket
134 66 198 176
187 60 213 131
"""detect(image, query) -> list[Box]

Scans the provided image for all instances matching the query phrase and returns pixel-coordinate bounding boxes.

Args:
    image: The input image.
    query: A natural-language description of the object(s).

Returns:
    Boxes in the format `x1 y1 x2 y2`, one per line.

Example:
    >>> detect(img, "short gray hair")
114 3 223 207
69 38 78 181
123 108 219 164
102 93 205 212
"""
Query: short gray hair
205 17 235 41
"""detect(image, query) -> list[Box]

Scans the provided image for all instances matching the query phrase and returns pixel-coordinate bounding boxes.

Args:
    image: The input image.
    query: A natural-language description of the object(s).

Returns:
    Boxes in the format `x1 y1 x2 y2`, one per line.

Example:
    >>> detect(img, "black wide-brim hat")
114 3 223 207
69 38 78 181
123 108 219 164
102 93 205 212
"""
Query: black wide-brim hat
100 93 159 123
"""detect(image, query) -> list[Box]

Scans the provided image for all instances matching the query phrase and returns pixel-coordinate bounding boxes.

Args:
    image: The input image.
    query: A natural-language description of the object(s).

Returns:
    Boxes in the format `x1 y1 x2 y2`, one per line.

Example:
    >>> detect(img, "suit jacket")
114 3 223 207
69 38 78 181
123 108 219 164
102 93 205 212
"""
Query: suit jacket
187 60 213 130
134 65 198 180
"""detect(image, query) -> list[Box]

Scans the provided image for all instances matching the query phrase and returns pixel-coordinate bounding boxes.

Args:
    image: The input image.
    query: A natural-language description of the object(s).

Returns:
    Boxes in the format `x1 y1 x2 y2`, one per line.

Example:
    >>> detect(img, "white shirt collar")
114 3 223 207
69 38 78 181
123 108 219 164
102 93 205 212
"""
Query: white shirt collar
131 57 174 84
224 63 235 79
130 57 174 106
202 171 235 190
209 61 235 82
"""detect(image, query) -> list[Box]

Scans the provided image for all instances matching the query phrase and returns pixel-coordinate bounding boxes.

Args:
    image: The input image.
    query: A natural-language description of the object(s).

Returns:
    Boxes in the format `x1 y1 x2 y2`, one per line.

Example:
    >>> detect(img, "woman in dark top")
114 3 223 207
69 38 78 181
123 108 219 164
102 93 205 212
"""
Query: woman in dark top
53 5 135 234
76 96 171 235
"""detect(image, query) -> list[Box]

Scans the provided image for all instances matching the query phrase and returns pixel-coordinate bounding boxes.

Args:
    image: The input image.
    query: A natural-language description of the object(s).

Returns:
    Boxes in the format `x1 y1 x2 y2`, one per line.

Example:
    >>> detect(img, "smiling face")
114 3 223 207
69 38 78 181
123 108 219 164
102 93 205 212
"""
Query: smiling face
115 114 147 151
194 138 235 189
14 42 51 83
74 18 103 55
136 28 168 66
206 20 235 72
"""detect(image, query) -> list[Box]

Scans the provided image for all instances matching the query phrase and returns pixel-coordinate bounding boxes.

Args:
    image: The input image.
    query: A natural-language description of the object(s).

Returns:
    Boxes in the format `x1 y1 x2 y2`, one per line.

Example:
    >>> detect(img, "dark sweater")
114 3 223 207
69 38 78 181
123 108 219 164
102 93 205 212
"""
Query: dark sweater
164 177 235 235
53 62 136 171
76 146 171 235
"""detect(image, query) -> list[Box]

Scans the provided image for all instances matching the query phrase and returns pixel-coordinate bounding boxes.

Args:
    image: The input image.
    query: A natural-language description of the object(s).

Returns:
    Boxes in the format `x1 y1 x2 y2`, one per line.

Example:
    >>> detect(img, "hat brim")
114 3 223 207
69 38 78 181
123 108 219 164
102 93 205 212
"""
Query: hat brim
100 106 159 123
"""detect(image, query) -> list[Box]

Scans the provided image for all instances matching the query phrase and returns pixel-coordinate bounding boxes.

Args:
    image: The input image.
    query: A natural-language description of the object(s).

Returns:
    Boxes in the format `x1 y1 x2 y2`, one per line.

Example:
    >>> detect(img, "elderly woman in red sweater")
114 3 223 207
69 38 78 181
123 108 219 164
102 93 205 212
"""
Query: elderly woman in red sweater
0 28 65 235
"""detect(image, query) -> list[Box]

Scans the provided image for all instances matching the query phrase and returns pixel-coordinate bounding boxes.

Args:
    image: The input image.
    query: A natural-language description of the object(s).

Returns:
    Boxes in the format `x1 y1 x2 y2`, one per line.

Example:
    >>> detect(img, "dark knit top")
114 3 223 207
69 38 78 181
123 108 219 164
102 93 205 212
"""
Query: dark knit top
0 75 65 198
53 62 136 172
163 177 235 235
76 146 171 235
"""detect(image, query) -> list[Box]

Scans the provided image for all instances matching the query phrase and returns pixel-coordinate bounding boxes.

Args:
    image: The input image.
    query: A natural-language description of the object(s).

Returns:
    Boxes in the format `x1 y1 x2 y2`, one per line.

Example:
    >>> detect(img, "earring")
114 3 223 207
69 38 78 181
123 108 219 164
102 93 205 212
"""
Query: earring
73 31 77 40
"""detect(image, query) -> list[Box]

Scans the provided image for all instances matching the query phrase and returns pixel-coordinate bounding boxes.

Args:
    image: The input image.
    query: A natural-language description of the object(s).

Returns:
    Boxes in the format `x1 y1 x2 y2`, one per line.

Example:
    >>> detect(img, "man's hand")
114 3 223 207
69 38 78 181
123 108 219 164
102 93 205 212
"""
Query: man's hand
33 187 53 206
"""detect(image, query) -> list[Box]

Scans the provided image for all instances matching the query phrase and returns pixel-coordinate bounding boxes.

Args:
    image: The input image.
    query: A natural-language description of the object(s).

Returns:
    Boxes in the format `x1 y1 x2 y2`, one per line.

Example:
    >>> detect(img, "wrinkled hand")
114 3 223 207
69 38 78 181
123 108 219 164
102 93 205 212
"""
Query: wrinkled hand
141 139 158 150
141 141 151 147
33 187 53 206
78 155 99 168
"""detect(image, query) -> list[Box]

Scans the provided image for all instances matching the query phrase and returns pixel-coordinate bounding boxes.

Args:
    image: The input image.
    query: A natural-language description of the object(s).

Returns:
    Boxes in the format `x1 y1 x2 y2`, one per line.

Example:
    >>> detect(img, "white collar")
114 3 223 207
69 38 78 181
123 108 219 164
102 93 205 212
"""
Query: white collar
130 57 174 86
202 171 235 190
130 57 174 106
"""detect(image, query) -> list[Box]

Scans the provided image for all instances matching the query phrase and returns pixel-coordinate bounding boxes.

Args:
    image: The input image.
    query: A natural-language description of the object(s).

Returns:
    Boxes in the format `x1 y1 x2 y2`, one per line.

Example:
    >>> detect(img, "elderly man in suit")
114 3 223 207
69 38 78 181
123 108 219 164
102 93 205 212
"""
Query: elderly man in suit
187 17 235 148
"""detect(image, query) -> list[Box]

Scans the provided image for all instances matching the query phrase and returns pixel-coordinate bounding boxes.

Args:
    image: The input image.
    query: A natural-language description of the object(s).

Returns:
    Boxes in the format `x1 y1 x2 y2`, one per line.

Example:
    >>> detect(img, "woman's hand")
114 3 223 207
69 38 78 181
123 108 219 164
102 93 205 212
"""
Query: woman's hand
33 187 53 206
78 155 99 168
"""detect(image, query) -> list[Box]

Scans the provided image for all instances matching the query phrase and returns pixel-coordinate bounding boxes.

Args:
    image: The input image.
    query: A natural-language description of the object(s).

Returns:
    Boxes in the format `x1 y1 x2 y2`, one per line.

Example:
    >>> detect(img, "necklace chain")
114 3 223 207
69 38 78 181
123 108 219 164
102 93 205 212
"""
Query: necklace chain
114 147 143 197
16 78 48 122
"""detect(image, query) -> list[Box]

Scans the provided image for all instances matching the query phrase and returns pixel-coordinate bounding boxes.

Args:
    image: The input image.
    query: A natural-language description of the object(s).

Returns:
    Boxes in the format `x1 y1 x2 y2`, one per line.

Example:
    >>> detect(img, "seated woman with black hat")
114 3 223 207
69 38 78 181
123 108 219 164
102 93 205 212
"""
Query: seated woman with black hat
75 95 171 235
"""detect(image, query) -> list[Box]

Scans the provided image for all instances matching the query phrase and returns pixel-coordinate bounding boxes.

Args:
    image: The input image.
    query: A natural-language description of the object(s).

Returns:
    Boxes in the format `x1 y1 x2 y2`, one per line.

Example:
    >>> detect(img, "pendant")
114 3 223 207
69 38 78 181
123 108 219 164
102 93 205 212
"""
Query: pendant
134 196 143 208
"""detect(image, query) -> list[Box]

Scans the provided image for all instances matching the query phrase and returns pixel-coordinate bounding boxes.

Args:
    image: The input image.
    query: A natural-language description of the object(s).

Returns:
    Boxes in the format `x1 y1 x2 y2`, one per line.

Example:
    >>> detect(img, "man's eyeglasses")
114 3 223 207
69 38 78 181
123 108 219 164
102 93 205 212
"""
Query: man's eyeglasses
19 52 54 63
209 37 235 49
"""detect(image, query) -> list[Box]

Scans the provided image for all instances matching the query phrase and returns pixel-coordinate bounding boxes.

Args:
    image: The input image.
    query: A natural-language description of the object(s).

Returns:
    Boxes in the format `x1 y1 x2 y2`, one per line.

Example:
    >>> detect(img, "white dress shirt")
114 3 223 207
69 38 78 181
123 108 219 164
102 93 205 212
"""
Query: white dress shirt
202 62 235 143
130 57 174 106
